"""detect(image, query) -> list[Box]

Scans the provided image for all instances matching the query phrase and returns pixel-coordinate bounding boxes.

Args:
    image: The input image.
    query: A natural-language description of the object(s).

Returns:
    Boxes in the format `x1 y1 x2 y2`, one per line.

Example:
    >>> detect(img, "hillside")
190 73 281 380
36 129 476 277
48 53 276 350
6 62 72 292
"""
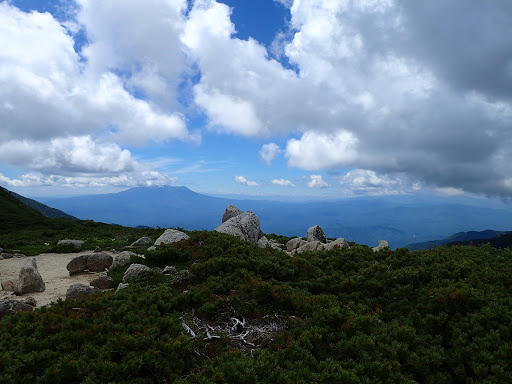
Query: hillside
0 186 46 232
406 229 508 251
9 190 76 219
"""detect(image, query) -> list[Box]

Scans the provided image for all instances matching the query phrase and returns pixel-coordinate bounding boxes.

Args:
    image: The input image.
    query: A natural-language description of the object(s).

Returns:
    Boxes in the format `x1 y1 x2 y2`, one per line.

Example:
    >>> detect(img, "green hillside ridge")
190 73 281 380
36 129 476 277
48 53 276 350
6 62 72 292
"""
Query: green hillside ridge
1 189 512 382
8 188 77 220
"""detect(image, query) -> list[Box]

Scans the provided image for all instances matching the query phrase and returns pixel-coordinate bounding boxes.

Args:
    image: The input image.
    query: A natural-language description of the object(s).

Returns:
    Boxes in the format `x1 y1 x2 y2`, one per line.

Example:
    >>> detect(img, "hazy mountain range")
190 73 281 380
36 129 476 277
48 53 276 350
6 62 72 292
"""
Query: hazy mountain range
36 185 512 248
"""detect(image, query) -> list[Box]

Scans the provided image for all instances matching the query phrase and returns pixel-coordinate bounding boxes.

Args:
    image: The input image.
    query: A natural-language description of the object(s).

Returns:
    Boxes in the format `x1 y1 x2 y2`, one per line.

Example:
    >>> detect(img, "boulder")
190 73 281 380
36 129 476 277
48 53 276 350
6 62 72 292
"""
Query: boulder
269 240 284 251
16 257 45 294
257 236 270 248
154 229 190 246
90 276 115 290
66 255 89 275
222 205 243 223
372 240 389 252
286 238 308 252
0 300 33 318
215 211 261 244
296 241 325 254
57 239 84 250
111 251 135 269
122 263 152 283
116 283 129 293
131 237 152 247
1 279 18 292
66 283 99 300
324 238 350 251
24 297 37 307
306 225 327 244
86 252 113 272
1 253 13 259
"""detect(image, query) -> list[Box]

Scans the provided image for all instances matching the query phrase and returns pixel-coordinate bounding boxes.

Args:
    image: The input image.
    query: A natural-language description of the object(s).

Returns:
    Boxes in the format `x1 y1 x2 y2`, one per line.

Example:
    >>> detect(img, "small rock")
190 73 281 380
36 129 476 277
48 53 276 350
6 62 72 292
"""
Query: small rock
222 205 243 223
86 252 113 272
116 283 129 293
1 253 13 259
24 297 37 307
147 246 157 251
306 225 327 244
257 236 270 248
324 238 350 251
0 300 33 318
66 255 89 275
286 238 308 252
296 241 325 254
1 280 18 292
57 239 84 250
163 266 178 275
111 251 134 269
90 276 115 290
66 283 99 300
154 229 190 246
16 257 45 294
94 246 102 253
372 240 389 252
122 264 152 283
131 237 152 247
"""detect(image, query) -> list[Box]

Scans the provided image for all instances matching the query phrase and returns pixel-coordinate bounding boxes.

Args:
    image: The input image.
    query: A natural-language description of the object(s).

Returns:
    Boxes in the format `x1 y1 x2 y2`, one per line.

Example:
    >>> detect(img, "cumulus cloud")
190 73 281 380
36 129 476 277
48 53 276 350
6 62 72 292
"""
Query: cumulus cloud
234 175 259 187
339 169 407 195
272 179 295 187
307 175 329 189
259 143 282 166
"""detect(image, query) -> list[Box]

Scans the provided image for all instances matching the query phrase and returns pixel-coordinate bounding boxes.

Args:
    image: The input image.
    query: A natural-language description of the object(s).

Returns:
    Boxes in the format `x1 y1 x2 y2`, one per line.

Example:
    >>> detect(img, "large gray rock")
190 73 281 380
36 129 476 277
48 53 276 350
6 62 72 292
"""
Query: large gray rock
324 238 350 251
306 225 327 244
111 251 135 269
257 236 270 248
90 276 115 290
57 239 84 250
154 229 190 246
286 238 308 252
66 255 89 275
16 257 45 294
215 211 261 244
131 237 152 247
66 283 99 300
86 252 113 272
0 300 33 318
372 240 389 252
222 205 243 223
296 241 325 254
122 264 152 283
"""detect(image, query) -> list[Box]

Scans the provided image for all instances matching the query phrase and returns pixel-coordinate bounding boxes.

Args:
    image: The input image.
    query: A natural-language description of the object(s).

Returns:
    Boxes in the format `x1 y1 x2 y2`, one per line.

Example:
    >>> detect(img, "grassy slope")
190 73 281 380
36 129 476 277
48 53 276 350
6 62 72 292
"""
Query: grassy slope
0 186 46 231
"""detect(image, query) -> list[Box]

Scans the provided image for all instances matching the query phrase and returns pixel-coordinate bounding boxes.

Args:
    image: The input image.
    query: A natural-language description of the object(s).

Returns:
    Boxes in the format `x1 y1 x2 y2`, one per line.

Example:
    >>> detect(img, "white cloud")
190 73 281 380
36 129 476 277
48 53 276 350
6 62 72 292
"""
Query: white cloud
307 175 329 188
234 175 259 187
259 143 282 166
286 131 359 170
339 169 406 195
272 179 295 187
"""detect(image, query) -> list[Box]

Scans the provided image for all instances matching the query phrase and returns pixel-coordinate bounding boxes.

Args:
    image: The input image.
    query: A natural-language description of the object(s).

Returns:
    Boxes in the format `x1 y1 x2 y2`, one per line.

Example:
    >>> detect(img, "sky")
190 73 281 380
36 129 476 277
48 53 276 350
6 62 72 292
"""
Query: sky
1 0 512 200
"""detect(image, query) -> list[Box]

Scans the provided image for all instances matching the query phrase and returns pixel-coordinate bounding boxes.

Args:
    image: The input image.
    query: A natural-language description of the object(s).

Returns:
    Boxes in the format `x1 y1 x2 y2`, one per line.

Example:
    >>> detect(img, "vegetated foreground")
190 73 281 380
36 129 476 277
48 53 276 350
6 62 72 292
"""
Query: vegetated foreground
1 230 512 383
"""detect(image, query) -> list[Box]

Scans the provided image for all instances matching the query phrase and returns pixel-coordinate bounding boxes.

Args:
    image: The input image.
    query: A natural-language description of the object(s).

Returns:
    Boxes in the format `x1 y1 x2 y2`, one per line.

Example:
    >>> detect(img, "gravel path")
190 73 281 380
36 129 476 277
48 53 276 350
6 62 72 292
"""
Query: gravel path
0 251 113 307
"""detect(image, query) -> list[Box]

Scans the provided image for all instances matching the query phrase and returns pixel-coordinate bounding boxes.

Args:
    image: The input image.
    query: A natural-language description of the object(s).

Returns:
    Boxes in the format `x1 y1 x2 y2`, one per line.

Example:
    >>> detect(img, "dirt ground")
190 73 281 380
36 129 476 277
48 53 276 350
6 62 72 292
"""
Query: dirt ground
0 251 112 307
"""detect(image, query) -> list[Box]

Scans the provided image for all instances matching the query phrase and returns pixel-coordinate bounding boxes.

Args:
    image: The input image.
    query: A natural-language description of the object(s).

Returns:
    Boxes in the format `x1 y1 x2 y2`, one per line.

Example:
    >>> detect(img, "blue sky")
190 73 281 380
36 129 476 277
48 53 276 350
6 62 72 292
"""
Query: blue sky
1 0 512 201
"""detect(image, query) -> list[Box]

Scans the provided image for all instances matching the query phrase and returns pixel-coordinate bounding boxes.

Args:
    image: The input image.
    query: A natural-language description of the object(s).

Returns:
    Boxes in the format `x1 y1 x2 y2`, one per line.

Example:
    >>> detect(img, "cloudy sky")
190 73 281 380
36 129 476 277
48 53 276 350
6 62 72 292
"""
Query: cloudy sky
1 0 512 200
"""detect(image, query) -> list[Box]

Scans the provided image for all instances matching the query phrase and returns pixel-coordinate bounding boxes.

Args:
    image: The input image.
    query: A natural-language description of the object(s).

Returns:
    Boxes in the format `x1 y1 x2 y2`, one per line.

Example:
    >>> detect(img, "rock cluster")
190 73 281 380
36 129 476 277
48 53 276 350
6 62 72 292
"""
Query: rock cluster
285 225 350 255
0 300 33 318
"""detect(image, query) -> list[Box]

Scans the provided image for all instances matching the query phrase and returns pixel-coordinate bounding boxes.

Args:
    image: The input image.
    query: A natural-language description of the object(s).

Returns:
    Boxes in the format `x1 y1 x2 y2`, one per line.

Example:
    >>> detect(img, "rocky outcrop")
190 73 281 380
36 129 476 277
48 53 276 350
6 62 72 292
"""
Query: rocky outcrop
90 276 115 290
372 240 389 252
306 225 327 244
154 229 190 245
0 300 33 318
57 239 84 250
86 253 113 272
215 211 261 244
222 205 243 223
111 251 135 269
15 257 45 294
324 238 349 251
66 283 99 300
131 237 152 247
66 255 89 275
286 238 308 252
122 264 152 283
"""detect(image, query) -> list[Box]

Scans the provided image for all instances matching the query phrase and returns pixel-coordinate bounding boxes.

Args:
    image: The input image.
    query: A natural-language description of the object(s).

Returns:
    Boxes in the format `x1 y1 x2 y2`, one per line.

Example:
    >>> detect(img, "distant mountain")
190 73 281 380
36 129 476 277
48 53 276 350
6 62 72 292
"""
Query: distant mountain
0 186 46 233
406 230 508 251
448 231 512 249
40 185 512 248
10 190 76 220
